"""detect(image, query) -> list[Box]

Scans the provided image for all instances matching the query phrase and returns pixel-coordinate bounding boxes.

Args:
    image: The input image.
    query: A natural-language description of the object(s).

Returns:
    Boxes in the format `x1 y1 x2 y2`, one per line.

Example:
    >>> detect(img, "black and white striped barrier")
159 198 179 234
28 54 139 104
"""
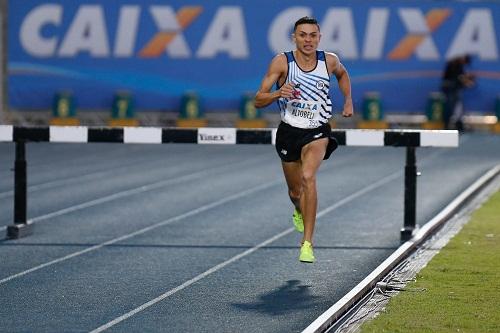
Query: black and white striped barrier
0 125 458 146
0 125 459 239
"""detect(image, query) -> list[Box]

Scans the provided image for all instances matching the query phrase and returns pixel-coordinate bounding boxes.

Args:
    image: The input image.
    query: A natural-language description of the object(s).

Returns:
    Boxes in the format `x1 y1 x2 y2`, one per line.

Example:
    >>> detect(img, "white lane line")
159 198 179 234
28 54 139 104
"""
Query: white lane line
0 181 278 285
88 228 292 333
0 171 207 233
88 169 404 333
0 151 365 284
88 148 455 332
0 147 452 330
0 146 148 198
317 172 401 219
0 154 272 232
0 147 443 284
0 149 365 232
0 152 203 199
0 148 365 199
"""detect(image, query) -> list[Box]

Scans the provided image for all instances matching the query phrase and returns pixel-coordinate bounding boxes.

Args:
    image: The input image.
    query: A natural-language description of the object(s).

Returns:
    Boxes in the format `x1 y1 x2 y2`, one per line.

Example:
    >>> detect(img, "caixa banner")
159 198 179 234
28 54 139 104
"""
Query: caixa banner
8 0 500 113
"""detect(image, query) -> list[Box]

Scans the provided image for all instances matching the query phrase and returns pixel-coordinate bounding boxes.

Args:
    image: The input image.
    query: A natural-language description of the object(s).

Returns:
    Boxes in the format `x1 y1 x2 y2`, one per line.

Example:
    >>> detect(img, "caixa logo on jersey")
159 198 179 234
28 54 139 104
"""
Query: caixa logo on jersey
197 128 236 145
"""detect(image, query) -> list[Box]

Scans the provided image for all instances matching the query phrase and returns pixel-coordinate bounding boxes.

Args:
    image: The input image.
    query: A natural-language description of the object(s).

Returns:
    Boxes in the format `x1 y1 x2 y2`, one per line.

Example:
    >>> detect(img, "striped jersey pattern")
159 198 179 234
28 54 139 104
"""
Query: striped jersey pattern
277 50 333 129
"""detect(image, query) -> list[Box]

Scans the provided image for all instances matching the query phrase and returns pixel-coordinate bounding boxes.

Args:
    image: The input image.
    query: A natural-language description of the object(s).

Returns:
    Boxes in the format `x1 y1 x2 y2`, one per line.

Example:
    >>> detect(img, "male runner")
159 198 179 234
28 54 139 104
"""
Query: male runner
254 16 353 263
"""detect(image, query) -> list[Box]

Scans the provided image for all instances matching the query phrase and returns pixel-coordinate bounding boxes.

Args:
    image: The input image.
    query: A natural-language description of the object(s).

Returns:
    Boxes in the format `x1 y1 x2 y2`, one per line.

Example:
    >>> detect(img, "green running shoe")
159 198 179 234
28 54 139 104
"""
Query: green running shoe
292 208 304 233
299 241 315 263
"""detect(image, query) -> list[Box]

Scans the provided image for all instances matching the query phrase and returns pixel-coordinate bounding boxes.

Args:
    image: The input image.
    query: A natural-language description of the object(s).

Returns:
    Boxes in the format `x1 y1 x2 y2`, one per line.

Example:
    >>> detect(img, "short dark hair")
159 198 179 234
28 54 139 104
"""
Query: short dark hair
294 16 320 32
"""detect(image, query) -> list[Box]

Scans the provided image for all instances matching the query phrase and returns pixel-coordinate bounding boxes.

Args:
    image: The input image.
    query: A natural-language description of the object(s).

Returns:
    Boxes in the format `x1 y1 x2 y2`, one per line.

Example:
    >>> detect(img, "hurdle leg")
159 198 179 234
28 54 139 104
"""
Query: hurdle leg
401 146 418 242
6 141 33 239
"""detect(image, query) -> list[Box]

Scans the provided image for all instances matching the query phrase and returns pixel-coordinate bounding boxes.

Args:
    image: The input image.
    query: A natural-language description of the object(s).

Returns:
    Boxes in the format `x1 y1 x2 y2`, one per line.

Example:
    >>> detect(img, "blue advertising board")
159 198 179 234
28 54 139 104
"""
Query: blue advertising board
8 1 500 113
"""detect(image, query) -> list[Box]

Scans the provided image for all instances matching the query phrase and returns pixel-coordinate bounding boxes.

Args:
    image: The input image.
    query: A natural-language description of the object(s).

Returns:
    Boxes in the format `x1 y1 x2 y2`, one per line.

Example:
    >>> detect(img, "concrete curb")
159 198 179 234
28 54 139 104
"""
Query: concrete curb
302 164 500 333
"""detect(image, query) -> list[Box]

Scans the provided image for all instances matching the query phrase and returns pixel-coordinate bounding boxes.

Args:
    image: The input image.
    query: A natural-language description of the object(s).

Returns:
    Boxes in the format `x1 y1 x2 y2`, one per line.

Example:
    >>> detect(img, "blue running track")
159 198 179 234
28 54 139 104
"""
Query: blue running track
0 133 499 333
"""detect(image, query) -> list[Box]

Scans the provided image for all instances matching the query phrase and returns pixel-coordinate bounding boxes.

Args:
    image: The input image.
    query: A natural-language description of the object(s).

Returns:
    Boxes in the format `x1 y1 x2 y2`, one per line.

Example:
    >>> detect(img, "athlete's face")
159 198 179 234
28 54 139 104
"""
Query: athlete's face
293 24 321 55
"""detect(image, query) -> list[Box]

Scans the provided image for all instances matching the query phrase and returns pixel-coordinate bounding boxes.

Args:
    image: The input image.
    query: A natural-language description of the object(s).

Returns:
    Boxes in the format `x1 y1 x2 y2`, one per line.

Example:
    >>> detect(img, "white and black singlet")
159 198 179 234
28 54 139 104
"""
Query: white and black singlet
277 50 333 129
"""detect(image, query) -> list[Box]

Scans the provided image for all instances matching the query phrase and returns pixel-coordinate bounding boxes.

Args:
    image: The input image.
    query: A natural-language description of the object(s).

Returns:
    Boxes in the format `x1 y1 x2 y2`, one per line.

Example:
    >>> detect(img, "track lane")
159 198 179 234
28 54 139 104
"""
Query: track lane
0 134 499 333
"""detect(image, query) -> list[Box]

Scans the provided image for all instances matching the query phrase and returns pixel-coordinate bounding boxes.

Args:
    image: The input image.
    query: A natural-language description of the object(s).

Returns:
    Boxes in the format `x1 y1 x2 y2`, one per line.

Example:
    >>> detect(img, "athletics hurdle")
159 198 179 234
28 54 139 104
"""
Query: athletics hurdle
0 125 458 240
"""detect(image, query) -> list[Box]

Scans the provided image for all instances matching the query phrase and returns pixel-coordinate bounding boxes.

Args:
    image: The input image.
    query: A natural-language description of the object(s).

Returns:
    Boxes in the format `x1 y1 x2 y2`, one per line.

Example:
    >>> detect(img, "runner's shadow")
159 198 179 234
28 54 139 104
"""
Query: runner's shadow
232 280 321 316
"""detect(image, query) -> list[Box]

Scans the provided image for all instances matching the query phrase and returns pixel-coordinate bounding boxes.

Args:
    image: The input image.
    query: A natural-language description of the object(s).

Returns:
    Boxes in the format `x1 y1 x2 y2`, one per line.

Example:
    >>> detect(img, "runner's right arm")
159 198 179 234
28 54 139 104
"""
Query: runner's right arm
255 55 296 108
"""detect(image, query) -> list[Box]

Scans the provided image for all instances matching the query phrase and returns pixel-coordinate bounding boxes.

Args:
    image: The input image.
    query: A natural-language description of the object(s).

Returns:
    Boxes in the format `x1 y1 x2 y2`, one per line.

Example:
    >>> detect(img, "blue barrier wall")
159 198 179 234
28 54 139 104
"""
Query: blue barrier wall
8 0 500 113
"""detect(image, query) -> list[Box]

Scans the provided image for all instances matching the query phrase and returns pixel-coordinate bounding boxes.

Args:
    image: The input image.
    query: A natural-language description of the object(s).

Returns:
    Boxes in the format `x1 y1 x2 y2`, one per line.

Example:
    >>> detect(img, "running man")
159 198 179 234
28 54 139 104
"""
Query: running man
254 16 353 263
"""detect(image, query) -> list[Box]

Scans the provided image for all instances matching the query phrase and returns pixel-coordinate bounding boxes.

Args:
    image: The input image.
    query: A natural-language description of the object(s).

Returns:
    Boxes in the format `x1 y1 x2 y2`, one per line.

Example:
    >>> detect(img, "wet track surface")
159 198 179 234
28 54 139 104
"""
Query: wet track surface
1 133 499 332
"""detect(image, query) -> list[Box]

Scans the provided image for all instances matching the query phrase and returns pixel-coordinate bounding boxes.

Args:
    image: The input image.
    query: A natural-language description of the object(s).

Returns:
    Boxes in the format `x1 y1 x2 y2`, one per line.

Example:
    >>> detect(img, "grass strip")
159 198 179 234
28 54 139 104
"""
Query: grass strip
360 190 500 333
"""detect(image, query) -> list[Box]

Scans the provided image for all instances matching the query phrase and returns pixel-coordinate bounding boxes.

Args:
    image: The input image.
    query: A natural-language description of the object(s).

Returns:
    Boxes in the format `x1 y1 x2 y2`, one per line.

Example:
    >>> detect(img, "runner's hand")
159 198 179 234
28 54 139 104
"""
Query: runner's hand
280 82 299 99
342 98 353 117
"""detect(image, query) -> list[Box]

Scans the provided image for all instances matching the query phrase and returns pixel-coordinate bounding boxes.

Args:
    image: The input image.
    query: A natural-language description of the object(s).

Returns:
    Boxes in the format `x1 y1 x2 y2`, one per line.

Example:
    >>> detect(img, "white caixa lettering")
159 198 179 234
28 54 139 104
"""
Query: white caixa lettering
18 4 499 60
20 4 250 59
268 7 499 61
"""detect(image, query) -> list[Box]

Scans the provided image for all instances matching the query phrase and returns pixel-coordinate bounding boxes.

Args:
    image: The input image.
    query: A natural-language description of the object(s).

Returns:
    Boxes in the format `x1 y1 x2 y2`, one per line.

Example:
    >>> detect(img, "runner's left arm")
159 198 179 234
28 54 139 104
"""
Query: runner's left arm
327 53 353 118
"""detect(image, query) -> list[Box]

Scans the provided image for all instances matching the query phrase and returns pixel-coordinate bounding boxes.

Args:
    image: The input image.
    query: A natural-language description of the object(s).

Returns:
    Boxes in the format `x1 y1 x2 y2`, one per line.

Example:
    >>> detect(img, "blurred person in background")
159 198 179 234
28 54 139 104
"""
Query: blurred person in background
254 16 353 263
441 54 476 131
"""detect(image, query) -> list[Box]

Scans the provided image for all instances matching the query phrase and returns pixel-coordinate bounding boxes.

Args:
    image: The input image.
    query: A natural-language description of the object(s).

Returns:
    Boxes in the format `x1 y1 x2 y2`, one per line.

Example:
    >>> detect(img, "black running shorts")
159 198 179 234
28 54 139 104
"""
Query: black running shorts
275 122 338 162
